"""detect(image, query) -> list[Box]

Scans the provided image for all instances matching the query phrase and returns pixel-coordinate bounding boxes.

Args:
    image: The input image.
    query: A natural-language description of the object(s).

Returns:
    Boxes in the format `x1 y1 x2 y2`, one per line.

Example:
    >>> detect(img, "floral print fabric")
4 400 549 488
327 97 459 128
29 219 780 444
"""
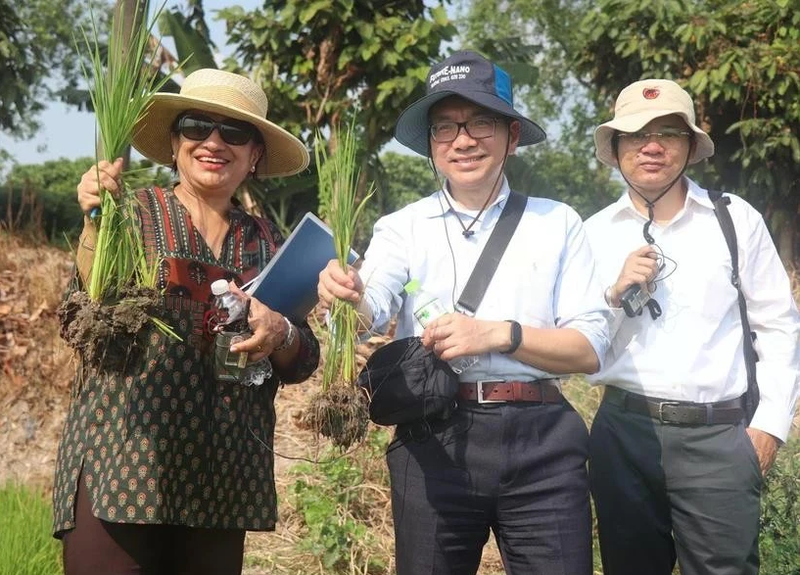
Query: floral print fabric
53 186 319 535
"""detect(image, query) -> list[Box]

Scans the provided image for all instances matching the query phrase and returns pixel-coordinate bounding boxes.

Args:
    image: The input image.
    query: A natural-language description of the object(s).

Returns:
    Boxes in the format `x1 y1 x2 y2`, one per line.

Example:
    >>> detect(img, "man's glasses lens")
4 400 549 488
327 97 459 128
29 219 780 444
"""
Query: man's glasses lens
617 129 691 147
430 117 499 142
177 115 256 146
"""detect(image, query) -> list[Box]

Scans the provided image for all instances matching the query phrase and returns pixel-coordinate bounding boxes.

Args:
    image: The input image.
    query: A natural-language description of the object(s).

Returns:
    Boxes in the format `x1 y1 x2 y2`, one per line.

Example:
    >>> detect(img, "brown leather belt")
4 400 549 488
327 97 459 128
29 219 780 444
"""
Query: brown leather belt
458 379 563 404
604 386 746 425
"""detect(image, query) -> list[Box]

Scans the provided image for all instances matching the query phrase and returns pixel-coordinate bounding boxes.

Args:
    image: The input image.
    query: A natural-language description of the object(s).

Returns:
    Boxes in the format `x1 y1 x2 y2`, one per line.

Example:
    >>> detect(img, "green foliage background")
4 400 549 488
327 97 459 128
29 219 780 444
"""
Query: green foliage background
0 157 171 243
0 0 95 138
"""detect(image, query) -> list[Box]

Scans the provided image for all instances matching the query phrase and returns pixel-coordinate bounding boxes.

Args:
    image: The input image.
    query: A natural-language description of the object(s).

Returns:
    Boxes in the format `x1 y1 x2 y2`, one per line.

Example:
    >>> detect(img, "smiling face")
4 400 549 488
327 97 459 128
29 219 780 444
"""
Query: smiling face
428 97 520 206
615 114 694 196
170 110 264 199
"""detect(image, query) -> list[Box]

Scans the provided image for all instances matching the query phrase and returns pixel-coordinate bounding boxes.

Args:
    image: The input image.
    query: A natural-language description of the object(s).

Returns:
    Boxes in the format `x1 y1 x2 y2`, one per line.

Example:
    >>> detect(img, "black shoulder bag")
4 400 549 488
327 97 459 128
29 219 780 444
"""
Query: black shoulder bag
358 191 528 426
709 190 759 424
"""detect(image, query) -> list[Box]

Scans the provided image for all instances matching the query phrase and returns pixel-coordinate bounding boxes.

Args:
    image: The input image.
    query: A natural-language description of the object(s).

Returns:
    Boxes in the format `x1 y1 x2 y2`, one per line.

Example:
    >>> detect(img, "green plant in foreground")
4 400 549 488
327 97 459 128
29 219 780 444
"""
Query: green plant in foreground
316 122 375 390
0 483 62 575
290 433 389 574
81 0 165 300
79 0 181 339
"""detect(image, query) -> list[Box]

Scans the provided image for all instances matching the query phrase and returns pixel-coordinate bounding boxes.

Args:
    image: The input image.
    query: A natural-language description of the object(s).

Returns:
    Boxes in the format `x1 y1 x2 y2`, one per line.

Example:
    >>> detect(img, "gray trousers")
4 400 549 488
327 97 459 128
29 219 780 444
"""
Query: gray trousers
589 398 762 575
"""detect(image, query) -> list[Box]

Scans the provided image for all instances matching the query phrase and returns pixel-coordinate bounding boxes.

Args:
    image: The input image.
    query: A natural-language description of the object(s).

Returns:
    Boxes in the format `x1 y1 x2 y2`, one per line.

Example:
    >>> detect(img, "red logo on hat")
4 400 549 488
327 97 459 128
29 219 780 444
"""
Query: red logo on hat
643 88 660 99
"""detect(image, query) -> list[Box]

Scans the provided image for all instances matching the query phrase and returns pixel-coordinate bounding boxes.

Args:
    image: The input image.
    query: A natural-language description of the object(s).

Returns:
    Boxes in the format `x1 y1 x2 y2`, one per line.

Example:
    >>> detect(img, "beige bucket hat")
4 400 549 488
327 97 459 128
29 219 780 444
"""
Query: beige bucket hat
594 79 714 168
132 69 309 177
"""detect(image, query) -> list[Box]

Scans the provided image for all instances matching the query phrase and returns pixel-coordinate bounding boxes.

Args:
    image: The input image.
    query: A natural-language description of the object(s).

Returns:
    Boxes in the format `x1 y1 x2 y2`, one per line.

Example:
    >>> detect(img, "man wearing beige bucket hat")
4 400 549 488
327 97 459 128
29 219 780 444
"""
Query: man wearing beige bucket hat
584 79 799 575
55 69 320 574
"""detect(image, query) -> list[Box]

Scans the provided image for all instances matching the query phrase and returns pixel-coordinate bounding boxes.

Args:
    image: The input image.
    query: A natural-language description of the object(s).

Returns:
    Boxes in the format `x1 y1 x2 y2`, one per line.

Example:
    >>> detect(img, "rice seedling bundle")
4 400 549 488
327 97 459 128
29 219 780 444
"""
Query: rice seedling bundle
307 121 375 449
58 0 181 369
80 0 174 303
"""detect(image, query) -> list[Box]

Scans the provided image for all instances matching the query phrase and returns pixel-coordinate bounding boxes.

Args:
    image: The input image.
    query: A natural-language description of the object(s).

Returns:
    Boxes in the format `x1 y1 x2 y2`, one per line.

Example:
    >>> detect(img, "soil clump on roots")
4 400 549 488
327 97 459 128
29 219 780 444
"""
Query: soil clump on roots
303 385 370 450
57 286 161 373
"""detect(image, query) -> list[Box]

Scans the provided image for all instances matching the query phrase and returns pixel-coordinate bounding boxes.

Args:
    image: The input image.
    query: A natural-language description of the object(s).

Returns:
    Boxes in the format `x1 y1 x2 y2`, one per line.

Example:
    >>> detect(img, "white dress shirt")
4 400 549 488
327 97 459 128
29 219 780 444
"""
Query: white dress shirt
358 179 610 383
584 178 800 441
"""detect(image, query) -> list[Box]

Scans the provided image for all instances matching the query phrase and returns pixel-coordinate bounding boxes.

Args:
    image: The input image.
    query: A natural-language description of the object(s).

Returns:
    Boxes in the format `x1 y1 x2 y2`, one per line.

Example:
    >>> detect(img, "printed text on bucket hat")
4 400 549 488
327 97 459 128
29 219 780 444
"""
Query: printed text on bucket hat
394 51 546 156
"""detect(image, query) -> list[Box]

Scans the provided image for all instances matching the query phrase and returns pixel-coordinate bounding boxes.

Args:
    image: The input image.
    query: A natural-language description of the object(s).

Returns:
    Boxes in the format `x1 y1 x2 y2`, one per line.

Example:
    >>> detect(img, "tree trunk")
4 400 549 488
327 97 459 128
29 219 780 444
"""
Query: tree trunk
104 0 148 169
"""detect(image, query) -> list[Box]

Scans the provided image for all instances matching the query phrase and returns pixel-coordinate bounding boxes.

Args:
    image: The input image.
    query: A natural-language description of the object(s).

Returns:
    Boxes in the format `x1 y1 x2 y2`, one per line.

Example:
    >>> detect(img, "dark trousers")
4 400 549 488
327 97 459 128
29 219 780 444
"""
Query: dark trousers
387 401 592 575
589 397 762 575
62 474 246 575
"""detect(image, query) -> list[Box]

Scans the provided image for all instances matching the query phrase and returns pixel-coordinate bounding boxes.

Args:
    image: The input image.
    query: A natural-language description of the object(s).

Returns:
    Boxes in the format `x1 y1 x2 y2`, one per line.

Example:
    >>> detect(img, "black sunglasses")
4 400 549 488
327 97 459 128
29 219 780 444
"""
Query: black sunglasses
173 114 258 146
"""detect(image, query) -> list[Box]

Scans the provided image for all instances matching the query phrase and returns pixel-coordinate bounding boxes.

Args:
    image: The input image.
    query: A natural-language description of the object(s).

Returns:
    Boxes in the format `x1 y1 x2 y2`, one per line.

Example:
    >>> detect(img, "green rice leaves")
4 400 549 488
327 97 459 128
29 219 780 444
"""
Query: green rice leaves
80 0 181 341
316 121 375 390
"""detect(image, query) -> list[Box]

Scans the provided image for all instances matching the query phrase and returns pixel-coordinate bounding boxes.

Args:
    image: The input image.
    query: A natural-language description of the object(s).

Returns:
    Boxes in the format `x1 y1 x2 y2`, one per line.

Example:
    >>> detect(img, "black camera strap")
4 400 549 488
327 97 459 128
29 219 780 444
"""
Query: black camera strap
709 190 759 424
456 191 527 315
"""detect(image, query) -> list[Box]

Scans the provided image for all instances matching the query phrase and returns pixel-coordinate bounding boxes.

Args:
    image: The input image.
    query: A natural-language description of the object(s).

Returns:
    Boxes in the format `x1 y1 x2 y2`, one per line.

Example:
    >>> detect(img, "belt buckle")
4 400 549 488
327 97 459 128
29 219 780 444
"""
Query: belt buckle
477 378 505 404
657 401 681 423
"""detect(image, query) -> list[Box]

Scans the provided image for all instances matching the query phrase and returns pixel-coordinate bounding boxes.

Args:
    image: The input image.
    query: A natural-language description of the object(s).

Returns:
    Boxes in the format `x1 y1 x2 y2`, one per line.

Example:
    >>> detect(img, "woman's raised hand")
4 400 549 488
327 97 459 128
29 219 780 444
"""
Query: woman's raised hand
76 158 124 214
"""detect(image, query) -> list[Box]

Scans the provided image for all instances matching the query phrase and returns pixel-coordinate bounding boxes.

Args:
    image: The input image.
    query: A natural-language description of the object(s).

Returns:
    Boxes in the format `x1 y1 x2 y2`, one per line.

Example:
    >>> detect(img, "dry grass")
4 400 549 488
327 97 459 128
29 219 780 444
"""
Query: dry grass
0 232 75 487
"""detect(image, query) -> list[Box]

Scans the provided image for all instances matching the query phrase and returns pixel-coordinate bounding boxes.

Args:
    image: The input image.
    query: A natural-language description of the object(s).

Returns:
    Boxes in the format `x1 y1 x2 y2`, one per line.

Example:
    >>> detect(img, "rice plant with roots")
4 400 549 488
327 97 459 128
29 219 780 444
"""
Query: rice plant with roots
306 121 375 449
58 0 181 373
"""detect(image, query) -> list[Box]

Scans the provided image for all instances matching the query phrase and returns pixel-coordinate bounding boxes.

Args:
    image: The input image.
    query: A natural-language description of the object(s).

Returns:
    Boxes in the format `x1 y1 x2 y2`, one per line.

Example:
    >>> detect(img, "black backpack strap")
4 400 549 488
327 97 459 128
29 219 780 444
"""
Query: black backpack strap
456 191 527 315
709 191 760 423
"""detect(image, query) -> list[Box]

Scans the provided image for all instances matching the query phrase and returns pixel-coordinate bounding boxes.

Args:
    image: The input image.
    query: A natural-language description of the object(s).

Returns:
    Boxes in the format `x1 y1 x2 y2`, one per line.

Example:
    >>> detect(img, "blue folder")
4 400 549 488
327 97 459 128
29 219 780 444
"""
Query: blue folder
243 212 359 322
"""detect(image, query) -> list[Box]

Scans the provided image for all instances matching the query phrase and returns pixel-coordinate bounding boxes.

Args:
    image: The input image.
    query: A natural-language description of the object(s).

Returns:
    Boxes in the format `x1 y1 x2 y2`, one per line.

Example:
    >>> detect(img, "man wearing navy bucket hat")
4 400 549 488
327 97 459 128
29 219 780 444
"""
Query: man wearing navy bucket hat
319 50 610 574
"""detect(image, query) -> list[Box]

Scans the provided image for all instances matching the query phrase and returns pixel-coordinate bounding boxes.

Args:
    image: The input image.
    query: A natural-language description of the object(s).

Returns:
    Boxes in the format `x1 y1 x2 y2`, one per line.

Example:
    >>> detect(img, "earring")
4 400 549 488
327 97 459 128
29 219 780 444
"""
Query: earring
171 154 176 162
250 165 256 173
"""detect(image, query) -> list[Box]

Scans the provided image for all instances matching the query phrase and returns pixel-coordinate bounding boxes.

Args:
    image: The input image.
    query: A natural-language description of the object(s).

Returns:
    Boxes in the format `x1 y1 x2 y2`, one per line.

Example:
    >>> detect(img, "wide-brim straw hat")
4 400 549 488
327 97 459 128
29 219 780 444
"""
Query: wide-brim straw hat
594 79 714 168
394 50 546 156
132 69 309 178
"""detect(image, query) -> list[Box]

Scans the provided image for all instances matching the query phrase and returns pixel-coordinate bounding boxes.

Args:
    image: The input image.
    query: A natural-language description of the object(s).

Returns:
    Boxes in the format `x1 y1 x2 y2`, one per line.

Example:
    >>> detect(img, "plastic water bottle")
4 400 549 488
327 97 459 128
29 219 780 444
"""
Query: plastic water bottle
211 279 250 332
210 279 272 385
404 279 479 374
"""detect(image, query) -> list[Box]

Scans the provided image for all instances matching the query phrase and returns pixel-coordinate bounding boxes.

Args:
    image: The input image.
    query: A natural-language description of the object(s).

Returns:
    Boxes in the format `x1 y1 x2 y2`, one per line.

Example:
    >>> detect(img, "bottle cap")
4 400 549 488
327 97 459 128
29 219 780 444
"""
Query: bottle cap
403 279 420 295
211 279 230 296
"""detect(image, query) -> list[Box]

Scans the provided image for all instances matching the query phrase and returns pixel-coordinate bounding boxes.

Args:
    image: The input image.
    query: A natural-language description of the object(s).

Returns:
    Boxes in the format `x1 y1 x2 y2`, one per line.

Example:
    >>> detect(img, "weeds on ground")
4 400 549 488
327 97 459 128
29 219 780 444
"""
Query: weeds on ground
288 428 392 574
0 483 62 575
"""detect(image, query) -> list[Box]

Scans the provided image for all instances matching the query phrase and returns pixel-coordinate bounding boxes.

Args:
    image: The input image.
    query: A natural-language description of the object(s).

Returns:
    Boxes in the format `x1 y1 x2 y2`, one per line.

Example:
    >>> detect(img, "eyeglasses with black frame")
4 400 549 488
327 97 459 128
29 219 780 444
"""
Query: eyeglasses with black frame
429 116 502 143
173 113 259 146
616 129 692 148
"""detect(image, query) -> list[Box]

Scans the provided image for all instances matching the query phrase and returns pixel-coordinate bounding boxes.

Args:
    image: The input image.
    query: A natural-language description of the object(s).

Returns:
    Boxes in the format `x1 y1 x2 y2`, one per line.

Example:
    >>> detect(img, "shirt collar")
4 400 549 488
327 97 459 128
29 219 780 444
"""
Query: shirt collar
684 178 716 211
418 177 512 220
605 176 713 221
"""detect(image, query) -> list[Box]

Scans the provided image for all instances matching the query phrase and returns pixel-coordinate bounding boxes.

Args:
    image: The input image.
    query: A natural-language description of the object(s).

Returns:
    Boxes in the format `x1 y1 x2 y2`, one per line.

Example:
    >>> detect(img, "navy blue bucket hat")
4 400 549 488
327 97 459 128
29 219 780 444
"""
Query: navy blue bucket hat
394 50 547 156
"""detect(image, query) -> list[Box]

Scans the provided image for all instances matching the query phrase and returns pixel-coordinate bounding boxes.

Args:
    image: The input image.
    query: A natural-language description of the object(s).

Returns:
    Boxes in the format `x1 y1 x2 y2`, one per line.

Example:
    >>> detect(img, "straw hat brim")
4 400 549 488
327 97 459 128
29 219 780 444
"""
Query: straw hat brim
132 93 309 178
394 91 546 156
594 109 714 168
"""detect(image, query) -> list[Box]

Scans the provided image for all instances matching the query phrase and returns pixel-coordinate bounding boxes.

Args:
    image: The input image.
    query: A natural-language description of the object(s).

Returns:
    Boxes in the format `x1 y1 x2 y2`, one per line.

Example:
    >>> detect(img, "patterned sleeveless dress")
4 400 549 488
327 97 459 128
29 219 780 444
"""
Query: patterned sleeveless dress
53 186 320 536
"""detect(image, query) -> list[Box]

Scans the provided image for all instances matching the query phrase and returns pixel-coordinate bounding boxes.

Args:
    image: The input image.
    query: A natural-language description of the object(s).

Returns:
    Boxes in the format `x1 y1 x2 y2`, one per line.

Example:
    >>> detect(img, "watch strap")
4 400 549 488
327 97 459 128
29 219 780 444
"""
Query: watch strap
502 320 522 354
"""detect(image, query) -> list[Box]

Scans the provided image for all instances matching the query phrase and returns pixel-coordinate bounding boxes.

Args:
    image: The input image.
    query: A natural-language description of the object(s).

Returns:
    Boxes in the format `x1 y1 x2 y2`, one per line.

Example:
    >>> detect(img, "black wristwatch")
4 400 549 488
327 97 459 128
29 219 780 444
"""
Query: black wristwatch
502 320 522 354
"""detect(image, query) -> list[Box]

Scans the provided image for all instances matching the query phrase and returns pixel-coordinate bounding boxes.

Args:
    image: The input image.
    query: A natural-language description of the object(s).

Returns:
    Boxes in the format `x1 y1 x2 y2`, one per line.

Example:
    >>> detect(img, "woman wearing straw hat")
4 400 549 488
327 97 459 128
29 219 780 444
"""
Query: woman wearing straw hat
54 69 320 574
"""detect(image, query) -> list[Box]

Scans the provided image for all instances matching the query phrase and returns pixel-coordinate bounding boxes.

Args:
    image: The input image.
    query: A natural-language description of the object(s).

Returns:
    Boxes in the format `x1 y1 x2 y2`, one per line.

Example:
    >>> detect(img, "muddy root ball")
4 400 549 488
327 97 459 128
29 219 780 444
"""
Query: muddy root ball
305 386 370 449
